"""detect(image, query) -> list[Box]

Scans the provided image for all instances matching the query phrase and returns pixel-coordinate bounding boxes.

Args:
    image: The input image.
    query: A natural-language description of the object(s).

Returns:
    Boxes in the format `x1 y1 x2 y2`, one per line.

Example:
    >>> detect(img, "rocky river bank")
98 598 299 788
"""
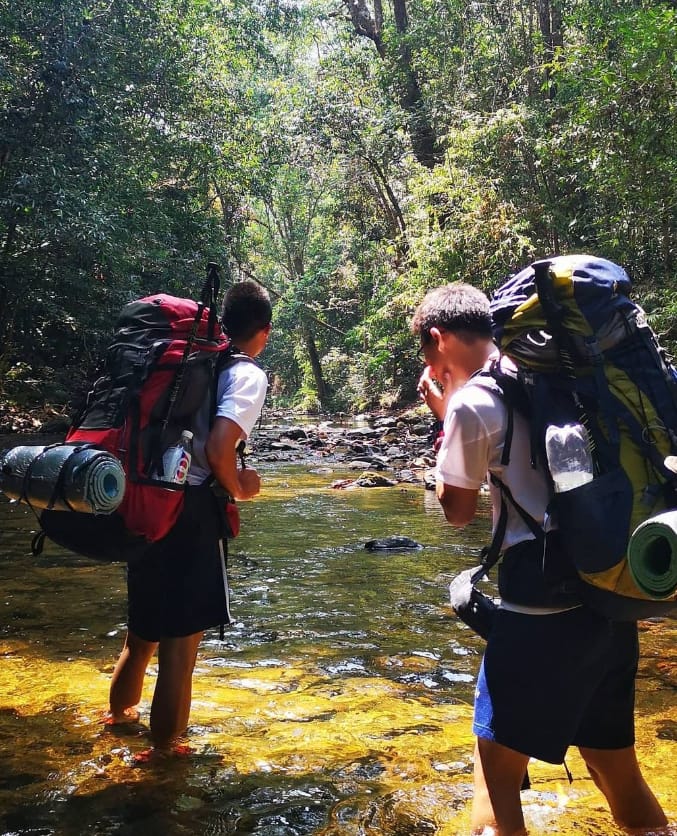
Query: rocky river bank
246 409 439 490
0 404 440 491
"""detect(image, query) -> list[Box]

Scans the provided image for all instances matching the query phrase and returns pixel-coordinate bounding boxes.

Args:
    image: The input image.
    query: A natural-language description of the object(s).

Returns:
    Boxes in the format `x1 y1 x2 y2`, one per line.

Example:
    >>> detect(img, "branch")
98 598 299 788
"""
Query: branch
341 0 385 57
235 266 347 337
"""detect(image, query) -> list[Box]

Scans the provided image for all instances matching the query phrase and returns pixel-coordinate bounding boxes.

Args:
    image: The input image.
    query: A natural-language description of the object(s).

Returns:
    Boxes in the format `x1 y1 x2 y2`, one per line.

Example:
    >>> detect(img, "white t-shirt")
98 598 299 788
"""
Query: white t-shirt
188 359 268 486
436 360 551 550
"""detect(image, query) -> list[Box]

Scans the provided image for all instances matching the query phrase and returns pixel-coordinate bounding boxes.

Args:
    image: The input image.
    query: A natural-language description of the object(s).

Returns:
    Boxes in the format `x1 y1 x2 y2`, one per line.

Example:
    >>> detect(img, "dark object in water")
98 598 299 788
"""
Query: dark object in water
364 536 422 551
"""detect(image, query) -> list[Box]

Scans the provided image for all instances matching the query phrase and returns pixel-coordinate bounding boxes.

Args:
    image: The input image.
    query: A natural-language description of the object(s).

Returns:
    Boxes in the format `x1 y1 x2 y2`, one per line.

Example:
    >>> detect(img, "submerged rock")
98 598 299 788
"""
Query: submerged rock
331 471 398 489
364 536 422 551
352 472 397 488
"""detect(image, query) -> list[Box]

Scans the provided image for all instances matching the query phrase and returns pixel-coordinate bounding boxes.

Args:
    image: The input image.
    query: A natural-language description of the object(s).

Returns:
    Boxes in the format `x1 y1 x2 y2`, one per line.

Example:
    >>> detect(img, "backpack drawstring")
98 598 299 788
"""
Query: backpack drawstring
218 537 231 641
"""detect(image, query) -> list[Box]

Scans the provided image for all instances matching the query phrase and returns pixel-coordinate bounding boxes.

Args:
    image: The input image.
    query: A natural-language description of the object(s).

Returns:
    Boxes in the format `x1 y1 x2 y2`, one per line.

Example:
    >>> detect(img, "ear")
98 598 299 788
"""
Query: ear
429 326 442 346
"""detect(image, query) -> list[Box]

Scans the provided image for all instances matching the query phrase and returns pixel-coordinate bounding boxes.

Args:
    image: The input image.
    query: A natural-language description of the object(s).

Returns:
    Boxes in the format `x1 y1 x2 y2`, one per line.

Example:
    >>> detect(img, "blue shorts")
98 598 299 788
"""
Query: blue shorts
473 606 638 764
127 484 230 641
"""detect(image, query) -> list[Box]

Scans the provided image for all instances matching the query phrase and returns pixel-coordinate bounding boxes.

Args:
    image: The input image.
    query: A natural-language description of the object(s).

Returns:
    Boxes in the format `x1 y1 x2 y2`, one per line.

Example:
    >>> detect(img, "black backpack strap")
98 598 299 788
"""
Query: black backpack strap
471 362 525 473
490 473 545 541
476 471 545 583
459 363 546 583
207 351 255 501
210 348 258 430
155 265 222 470
203 262 221 342
474 491 509 582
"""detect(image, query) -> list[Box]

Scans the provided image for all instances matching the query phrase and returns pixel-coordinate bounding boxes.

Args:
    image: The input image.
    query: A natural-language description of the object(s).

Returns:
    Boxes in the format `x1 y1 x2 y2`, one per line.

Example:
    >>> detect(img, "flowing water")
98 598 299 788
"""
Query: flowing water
0 433 675 835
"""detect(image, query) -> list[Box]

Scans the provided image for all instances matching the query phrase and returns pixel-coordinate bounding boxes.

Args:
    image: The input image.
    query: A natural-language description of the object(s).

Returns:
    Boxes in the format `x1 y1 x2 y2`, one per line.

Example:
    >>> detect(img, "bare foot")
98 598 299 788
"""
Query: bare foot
101 707 141 726
131 743 195 765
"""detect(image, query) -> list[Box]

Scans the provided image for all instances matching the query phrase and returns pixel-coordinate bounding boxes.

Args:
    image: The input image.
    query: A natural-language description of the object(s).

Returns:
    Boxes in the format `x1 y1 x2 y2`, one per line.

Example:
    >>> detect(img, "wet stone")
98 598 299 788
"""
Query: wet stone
364 536 422 551
352 473 397 488
656 720 677 741
284 427 310 440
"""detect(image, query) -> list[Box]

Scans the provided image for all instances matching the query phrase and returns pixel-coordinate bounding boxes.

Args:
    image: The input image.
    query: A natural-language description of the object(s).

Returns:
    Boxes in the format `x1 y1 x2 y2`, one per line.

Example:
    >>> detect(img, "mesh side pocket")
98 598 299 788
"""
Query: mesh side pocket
554 467 634 574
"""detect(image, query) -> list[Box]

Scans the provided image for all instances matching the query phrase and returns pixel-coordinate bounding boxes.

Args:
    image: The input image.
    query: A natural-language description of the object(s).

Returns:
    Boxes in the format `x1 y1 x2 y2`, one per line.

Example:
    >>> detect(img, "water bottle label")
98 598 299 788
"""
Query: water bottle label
174 450 191 484
160 447 191 484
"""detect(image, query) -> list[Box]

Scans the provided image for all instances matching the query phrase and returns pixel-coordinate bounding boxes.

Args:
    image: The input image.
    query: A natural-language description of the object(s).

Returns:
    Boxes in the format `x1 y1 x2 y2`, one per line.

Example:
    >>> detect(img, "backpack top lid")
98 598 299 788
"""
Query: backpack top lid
114 293 228 348
490 254 633 348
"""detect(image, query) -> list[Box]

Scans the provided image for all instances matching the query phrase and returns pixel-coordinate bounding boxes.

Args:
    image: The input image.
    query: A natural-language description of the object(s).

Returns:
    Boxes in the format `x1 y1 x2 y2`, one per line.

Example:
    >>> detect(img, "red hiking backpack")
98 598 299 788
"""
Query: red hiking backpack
36 264 233 559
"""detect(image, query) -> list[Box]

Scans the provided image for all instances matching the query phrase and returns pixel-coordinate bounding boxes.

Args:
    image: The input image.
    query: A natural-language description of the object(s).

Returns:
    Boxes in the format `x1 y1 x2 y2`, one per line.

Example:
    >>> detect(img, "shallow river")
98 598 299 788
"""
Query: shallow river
0 432 675 835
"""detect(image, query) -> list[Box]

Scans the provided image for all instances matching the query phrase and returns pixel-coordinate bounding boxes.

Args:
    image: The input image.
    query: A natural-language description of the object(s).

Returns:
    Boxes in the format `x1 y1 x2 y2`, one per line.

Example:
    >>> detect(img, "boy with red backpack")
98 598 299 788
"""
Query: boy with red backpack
105 279 272 760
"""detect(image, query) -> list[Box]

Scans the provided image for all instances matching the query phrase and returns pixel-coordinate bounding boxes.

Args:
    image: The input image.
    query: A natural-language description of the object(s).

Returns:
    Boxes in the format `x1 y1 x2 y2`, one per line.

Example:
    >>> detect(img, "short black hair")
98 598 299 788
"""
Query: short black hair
222 280 272 342
411 282 492 343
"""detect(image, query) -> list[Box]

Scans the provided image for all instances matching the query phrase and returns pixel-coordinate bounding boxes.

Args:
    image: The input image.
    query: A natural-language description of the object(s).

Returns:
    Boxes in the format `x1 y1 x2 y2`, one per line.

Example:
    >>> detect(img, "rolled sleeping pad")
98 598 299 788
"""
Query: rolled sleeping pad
0 444 125 514
627 509 677 599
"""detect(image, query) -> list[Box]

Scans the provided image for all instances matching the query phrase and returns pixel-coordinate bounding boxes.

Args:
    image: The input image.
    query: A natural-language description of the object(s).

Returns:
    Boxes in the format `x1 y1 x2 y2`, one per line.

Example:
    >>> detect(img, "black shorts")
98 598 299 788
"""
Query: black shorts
127 484 230 641
473 606 638 764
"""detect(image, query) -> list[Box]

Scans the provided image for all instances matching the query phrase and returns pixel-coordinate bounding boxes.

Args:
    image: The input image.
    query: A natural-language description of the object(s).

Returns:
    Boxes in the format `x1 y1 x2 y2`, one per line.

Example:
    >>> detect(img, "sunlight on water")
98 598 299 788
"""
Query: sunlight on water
0 452 675 835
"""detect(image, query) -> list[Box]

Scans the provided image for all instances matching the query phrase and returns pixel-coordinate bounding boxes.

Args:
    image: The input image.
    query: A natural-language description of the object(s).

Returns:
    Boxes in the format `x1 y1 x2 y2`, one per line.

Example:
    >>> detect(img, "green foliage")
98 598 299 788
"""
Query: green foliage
549 5 677 279
0 0 264 381
1 0 675 413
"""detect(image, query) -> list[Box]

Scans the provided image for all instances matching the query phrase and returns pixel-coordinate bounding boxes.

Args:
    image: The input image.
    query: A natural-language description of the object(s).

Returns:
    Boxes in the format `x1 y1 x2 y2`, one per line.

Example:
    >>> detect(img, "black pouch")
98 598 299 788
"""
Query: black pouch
448 567 499 640
36 508 148 563
553 467 634 575
498 531 581 608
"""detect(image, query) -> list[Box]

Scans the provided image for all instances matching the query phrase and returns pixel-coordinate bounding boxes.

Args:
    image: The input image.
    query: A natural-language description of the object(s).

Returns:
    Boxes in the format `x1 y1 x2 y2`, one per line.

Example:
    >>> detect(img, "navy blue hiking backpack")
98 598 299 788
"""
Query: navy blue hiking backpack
476 254 677 620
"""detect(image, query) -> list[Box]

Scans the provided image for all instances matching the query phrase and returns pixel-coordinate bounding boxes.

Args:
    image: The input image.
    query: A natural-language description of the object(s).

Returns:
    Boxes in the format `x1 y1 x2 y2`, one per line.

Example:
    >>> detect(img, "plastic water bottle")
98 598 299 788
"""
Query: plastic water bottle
160 430 193 484
545 423 593 492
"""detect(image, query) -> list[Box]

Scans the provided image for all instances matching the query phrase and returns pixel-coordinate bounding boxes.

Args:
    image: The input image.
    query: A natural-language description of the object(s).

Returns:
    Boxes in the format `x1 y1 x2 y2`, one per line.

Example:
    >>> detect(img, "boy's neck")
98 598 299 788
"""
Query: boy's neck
232 327 268 359
466 338 496 376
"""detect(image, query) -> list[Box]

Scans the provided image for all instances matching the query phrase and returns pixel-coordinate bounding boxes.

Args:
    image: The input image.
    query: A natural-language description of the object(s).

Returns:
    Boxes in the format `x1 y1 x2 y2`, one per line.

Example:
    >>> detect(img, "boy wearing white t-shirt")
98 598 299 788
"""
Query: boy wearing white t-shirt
411 282 667 835
106 280 271 760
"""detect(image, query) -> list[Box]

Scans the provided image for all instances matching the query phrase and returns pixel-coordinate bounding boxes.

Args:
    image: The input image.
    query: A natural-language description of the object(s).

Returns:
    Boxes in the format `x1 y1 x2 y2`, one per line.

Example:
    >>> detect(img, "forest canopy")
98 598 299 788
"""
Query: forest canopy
1 0 676 413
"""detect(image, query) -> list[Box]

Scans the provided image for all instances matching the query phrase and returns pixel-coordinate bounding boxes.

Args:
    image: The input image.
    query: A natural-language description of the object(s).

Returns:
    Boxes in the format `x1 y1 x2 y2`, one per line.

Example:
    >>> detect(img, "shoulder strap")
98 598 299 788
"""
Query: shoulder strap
470 362 515 469
469 363 545 583
476 472 546 583
210 347 259 429
216 346 257 373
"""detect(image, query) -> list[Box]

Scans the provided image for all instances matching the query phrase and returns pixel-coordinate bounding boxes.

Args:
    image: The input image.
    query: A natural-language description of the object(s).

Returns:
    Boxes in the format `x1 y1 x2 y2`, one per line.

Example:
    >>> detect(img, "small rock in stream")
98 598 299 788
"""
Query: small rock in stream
352 472 397 488
364 536 423 551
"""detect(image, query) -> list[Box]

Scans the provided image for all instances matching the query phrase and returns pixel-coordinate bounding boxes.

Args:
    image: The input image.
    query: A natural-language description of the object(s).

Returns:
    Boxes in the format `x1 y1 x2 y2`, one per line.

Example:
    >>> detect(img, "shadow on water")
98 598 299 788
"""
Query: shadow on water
0 440 675 835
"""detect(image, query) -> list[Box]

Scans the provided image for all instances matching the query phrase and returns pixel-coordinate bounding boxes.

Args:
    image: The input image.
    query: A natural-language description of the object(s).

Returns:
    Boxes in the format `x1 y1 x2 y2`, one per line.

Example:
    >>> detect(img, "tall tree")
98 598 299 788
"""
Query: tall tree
341 0 441 168
0 0 265 385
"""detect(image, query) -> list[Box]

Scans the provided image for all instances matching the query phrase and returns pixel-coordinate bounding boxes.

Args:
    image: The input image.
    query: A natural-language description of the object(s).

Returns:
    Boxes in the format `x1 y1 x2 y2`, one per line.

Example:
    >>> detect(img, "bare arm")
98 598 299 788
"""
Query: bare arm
205 416 261 500
436 480 479 526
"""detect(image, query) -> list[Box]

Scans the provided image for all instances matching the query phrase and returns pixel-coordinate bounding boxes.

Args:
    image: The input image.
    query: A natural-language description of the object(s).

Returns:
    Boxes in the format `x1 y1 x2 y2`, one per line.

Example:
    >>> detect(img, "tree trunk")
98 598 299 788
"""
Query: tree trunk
343 0 385 56
343 0 441 168
302 323 330 407
538 0 564 100
391 0 440 167
0 221 18 362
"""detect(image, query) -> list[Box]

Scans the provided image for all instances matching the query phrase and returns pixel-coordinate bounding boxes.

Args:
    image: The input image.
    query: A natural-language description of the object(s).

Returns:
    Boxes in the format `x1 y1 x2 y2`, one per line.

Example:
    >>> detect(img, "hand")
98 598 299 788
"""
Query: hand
237 467 261 500
417 366 451 421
